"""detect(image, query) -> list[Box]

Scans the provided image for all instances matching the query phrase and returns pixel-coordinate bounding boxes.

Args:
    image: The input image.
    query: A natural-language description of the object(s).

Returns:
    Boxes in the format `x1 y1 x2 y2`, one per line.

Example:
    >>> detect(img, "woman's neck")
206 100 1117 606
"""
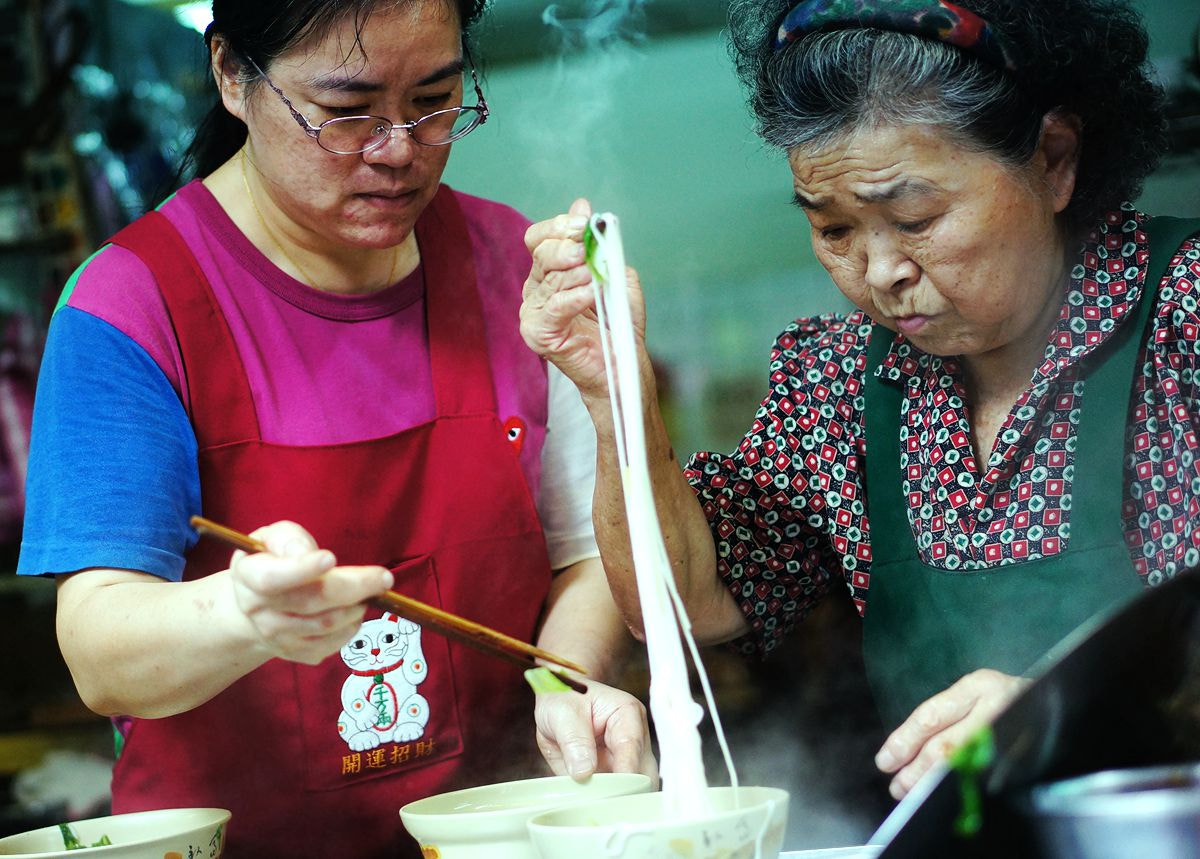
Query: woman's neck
203 151 418 295
959 259 1069 460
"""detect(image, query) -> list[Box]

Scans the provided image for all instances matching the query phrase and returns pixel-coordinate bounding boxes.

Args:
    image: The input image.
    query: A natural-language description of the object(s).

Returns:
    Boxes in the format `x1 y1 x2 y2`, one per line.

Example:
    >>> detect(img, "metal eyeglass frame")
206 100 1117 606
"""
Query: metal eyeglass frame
244 55 490 154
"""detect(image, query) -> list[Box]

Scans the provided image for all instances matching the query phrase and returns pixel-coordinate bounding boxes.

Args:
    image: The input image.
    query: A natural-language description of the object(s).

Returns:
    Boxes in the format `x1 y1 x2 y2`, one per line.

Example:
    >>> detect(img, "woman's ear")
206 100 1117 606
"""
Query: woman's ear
1037 111 1081 214
210 35 251 123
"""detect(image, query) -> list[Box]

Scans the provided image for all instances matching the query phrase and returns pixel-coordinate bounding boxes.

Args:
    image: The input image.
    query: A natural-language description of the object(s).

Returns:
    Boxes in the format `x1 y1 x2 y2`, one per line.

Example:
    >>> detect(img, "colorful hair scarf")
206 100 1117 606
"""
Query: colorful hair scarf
773 0 1019 71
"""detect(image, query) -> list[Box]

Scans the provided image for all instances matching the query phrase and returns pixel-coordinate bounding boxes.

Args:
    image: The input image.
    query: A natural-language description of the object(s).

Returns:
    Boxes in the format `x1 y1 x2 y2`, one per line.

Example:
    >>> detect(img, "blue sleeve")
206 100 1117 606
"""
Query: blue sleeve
17 306 200 580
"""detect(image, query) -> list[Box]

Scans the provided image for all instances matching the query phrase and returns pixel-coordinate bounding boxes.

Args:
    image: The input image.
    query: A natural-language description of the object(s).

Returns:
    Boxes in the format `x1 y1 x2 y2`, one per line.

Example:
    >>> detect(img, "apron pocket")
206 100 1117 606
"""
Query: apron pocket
294 554 465 793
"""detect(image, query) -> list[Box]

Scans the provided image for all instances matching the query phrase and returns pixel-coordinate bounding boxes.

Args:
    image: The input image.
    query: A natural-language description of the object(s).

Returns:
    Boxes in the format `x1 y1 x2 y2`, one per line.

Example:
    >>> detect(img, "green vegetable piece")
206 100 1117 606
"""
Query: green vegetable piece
949 725 995 838
59 823 84 849
583 220 607 284
58 822 112 850
524 667 572 694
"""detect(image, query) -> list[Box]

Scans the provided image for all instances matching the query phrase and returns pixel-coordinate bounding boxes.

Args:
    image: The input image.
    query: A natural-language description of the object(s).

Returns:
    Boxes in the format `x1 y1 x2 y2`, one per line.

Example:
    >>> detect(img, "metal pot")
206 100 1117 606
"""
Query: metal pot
1025 762 1200 859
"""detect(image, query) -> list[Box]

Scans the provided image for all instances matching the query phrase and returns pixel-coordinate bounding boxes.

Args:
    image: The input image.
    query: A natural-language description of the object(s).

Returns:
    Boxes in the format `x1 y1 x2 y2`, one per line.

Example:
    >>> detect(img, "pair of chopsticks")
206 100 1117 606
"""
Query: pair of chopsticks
190 516 587 693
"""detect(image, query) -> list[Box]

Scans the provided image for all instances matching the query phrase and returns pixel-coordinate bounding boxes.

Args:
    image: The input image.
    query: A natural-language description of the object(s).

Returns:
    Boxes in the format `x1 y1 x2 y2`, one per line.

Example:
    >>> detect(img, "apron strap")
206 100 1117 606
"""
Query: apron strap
864 216 1200 564
863 324 917 562
415 186 498 417
1070 215 1200 551
107 210 261 448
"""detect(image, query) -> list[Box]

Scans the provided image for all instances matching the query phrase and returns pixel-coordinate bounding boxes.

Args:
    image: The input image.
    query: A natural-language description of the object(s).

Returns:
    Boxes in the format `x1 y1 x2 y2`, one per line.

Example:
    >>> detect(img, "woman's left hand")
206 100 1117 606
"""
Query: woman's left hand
875 668 1030 799
533 680 659 787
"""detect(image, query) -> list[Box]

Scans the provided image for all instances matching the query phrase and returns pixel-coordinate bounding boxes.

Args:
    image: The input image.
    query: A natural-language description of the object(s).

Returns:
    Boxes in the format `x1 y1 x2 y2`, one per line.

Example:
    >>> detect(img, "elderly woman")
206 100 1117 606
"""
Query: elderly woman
521 0 1198 802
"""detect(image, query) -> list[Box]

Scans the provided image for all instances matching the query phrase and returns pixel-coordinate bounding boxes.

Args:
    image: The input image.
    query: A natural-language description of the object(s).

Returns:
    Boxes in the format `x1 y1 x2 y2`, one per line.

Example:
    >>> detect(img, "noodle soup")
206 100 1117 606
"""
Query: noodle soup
527 785 789 859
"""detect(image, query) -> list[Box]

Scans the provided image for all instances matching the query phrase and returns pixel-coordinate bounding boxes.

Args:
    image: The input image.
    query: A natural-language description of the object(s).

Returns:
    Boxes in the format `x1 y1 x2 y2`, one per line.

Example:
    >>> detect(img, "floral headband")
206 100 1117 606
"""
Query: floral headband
773 0 1019 71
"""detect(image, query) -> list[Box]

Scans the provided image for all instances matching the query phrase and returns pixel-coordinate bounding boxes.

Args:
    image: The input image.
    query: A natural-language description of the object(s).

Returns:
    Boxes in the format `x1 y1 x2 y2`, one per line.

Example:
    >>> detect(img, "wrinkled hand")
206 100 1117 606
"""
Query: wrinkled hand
534 679 659 787
520 198 647 404
229 520 394 665
875 669 1029 799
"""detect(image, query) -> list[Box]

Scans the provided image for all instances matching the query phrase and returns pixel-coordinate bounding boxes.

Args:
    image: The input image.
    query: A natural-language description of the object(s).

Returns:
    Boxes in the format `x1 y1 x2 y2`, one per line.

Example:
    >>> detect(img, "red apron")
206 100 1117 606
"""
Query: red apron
105 187 553 859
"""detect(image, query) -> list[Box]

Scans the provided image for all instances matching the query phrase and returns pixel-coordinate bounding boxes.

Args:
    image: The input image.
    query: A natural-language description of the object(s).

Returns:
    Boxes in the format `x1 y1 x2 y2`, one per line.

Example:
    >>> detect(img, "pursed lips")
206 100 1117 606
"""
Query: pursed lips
359 188 417 198
882 309 935 335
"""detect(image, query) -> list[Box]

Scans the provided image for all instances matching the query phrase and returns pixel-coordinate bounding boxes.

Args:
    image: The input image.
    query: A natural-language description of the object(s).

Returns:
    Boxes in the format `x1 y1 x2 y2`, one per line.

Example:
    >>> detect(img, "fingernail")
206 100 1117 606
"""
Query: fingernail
381 570 394 589
317 550 336 570
566 748 592 780
875 748 895 770
567 216 588 231
569 245 585 262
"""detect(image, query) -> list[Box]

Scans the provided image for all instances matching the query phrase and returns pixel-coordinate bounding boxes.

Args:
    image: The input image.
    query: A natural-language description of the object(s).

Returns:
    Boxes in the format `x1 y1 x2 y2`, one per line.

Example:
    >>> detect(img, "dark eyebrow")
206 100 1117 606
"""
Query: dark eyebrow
792 191 824 211
306 58 465 93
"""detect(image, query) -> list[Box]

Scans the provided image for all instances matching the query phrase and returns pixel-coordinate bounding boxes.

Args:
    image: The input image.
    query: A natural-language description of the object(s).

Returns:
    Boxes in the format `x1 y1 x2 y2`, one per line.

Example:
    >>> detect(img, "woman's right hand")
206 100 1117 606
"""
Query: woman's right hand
875 668 1029 799
230 520 394 665
520 198 647 406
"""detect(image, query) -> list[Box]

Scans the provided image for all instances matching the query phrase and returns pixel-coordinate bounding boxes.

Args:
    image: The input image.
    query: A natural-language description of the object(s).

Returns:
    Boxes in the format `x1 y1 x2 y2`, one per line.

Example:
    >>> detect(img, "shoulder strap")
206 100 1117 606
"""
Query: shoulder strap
1067 215 1200 552
416 185 498 417
107 210 261 448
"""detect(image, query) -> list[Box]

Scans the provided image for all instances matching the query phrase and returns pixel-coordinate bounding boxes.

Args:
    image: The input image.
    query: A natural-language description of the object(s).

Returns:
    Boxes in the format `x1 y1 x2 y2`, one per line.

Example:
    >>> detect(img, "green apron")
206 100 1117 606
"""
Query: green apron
861 217 1200 730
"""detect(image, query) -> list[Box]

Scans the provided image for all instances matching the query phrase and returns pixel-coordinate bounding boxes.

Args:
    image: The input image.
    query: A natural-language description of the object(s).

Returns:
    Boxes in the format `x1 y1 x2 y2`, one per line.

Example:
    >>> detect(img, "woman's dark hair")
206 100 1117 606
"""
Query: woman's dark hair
181 0 489 180
727 0 1169 234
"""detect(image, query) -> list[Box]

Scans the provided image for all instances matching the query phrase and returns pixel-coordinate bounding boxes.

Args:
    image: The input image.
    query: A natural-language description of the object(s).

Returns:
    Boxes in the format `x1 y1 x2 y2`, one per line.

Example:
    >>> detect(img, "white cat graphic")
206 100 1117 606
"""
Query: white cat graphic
337 612 430 751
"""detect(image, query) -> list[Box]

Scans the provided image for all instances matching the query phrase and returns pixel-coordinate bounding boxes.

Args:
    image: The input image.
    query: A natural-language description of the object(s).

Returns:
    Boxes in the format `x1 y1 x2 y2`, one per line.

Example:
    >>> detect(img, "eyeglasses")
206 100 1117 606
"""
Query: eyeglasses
245 56 489 154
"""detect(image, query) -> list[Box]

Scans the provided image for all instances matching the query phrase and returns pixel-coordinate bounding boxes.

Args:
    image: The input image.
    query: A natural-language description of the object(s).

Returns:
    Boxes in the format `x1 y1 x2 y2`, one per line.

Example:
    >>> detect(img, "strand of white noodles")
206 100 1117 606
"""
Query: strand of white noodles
587 213 739 820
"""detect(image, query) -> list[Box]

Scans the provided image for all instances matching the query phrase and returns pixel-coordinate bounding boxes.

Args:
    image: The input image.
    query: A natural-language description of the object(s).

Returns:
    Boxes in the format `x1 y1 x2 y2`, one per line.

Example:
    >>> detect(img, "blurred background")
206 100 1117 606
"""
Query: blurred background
2 0 1198 849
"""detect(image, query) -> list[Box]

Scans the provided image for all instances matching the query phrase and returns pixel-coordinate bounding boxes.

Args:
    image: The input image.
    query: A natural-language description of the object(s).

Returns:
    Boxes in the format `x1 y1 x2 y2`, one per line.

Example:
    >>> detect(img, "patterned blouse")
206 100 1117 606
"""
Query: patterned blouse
684 207 1200 658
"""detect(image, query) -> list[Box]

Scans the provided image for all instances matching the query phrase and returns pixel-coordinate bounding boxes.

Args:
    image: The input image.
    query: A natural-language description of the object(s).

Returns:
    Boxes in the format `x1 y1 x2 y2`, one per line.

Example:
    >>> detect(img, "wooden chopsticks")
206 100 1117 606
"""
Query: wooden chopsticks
190 515 588 693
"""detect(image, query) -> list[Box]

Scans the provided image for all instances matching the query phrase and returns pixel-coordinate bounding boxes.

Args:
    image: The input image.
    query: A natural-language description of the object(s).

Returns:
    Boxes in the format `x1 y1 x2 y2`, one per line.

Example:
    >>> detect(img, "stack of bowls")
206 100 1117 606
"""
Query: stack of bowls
399 772 653 859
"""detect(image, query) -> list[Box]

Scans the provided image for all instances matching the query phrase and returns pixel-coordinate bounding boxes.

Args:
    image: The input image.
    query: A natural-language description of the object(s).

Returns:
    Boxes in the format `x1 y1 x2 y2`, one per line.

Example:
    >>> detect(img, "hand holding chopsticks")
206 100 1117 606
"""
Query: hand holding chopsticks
190 515 588 693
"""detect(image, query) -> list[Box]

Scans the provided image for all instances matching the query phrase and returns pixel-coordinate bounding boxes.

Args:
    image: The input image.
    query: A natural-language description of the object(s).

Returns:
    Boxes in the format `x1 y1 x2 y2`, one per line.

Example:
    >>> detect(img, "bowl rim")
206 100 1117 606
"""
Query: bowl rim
399 772 655 821
1029 762 1200 819
525 784 790 833
0 807 232 856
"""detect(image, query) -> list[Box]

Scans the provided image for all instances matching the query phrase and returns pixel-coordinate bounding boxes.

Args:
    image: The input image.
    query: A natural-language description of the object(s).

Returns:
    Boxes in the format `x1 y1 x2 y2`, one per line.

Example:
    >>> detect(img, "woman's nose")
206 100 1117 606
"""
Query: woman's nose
362 125 418 166
863 233 919 294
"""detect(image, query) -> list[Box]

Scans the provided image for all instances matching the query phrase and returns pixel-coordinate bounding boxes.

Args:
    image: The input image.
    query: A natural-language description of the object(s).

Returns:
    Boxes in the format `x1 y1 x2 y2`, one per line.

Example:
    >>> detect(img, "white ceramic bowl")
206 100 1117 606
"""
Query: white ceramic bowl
527 785 789 859
399 773 654 859
0 807 230 858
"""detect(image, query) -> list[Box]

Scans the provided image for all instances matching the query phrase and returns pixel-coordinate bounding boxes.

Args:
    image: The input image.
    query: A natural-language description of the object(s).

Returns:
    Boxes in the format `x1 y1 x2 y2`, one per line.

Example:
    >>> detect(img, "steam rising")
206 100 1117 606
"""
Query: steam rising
542 0 647 52
519 0 650 209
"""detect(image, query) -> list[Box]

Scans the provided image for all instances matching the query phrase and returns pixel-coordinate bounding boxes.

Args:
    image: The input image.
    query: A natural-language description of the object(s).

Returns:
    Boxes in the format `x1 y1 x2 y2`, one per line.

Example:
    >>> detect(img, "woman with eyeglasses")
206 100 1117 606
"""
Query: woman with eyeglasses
17 2 654 856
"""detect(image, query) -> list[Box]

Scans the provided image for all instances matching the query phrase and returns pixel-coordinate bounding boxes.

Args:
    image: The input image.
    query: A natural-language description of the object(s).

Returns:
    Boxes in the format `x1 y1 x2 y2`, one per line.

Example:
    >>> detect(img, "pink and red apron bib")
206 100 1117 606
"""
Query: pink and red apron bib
106 186 553 859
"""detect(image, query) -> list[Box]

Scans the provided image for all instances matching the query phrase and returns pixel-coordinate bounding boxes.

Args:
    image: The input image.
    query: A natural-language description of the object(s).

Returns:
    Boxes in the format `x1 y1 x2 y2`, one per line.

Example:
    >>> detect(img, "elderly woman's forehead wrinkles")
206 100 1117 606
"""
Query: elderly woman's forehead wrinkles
797 155 908 197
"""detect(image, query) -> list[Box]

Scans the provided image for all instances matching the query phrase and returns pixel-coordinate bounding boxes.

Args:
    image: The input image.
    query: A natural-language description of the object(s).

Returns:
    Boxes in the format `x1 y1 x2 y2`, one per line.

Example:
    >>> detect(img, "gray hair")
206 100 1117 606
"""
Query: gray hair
753 28 1040 168
727 0 1169 234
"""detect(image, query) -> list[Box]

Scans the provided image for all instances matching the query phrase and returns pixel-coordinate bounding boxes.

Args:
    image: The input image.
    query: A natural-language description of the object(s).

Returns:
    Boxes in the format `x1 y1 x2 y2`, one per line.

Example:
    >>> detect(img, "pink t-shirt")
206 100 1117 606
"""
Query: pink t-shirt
67 181 549 492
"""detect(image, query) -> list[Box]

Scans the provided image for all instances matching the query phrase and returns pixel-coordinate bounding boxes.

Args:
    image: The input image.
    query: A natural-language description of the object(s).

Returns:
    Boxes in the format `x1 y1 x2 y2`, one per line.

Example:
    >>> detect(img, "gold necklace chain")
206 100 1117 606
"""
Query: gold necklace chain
239 150 398 290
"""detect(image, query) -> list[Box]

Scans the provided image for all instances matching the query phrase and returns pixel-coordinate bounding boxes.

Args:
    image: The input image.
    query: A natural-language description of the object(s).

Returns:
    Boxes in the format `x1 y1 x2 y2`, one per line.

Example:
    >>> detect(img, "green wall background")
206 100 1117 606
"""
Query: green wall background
444 1 1200 454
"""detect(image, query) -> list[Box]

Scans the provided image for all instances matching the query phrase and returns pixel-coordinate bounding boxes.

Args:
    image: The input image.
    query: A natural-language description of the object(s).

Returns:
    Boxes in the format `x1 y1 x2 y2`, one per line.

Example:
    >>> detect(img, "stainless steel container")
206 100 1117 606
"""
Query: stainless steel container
1026 762 1200 858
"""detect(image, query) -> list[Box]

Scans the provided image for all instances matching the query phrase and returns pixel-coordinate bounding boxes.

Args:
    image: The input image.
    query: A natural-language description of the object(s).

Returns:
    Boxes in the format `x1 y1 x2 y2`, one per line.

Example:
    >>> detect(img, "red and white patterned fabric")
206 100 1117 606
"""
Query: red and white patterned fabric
685 206 1200 657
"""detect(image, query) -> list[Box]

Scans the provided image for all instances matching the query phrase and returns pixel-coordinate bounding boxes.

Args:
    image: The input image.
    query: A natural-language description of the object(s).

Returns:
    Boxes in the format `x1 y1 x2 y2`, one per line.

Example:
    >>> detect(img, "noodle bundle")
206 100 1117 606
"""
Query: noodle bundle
585 213 738 820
